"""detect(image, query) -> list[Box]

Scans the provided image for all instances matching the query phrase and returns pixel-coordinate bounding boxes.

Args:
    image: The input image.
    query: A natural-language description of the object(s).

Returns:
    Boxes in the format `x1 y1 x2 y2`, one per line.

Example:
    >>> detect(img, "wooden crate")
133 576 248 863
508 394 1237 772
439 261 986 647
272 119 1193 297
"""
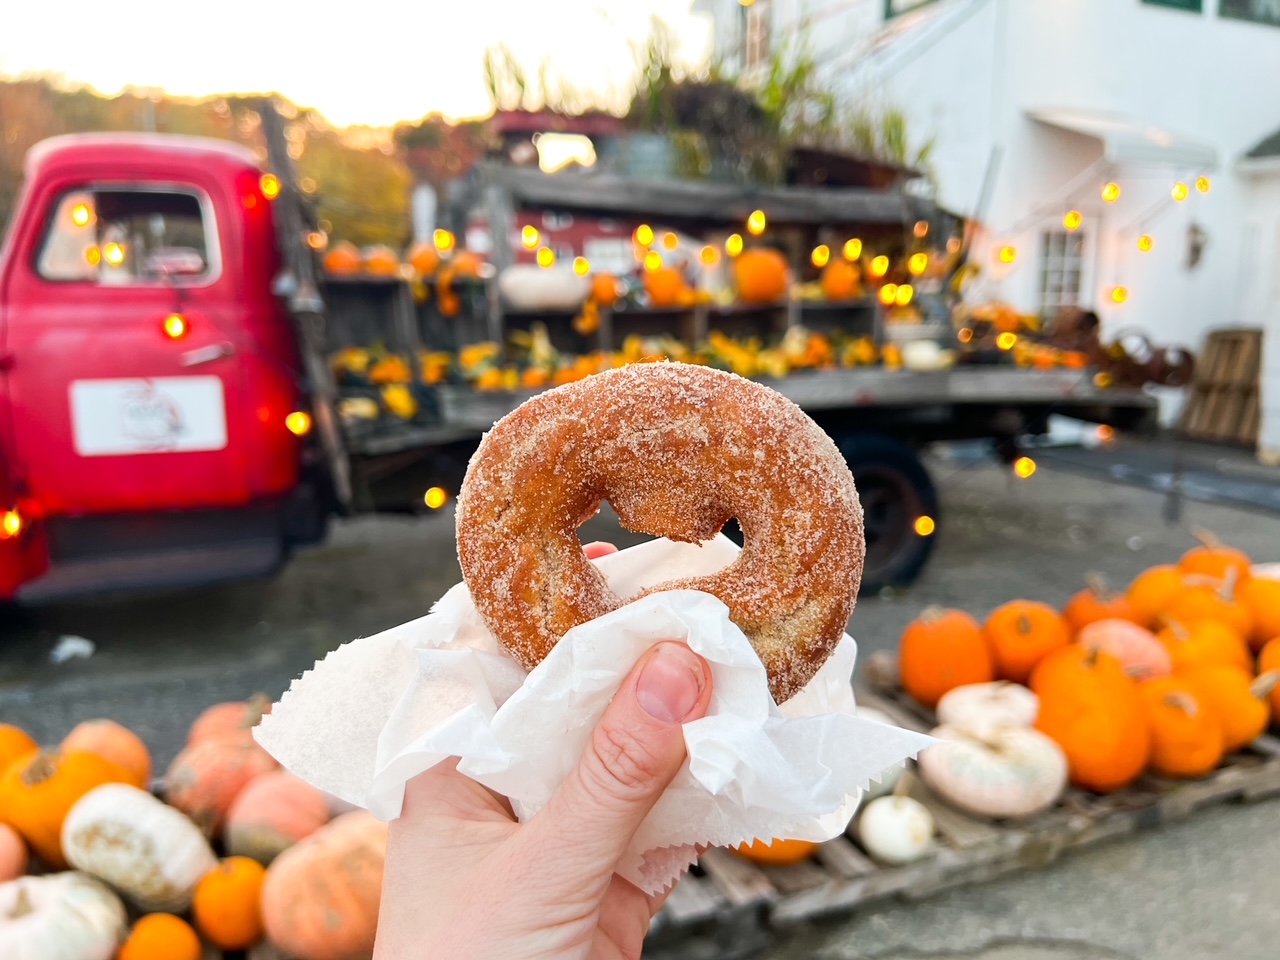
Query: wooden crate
644 669 1280 956
1179 328 1263 445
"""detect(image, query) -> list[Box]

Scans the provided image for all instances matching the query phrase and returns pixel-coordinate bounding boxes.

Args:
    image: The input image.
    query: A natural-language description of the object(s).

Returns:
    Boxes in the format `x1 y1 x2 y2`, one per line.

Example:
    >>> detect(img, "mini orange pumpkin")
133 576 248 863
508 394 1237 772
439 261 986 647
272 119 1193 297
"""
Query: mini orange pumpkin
1181 666 1277 754
984 600 1071 684
193 856 267 950
1157 619 1251 674
1178 529 1252 583
1126 564 1186 630
1164 573 1252 641
0 822 27 882
188 695 273 747
1063 573 1141 634
0 724 38 779
62 719 152 790
1030 645 1151 793
164 737 279 837
733 837 819 866
0 749 132 868
820 259 861 301
323 241 361 276
898 607 994 708
1077 619 1171 681
362 244 402 277
1139 677 1224 778
225 770 331 864
644 267 688 308
261 811 387 960
1235 575 1280 652
1258 639 1280 718
406 242 441 278
119 913 202 960
590 273 620 305
734 248 790 303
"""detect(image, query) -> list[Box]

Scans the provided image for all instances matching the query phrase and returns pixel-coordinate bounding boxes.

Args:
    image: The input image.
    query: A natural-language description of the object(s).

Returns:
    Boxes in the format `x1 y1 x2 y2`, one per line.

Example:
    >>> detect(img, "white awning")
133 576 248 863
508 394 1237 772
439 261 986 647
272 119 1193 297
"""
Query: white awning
1027 108 1219 171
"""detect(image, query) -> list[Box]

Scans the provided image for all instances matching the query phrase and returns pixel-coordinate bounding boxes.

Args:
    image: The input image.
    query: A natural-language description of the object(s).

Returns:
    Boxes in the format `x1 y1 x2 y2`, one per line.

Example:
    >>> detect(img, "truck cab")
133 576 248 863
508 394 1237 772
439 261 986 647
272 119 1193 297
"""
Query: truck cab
0 134 322 602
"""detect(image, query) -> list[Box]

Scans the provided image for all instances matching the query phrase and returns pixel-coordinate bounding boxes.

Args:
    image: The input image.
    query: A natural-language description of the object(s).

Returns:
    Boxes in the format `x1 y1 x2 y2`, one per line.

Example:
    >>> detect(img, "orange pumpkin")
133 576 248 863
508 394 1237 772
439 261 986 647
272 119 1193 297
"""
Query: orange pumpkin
0 749 132 868
0 724 38 781
898 607 994 708
164 737 280 837
590 273 620 305
449 250 486 278
119 913 202 960
261 811 387 960
193 856 267 950
1164 575 1252 640
62 719 152 790
323 241 361 276
362 244 402 277
644 267 688 308
1031 645 1151 793
1181 666 1277 754
225 770 331 864
1235 575 1280 652
984 600 1071 684
1063 574 1141 634
1138 677 1224 778
820 260 861 301
188 695 273 747
1178 530 1251 583
1077 619 1171 681
734 248 790 304
1157 619 1252 674
1259 639 1280 718
0 822 27 882
406 242 441 278
1126 564 1186 630
733 837 819 866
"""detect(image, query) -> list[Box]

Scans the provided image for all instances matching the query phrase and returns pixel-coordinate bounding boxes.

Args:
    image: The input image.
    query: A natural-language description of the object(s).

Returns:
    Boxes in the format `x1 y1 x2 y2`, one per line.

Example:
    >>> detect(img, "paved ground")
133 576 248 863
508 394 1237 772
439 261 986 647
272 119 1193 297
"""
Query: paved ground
2 442 1279 958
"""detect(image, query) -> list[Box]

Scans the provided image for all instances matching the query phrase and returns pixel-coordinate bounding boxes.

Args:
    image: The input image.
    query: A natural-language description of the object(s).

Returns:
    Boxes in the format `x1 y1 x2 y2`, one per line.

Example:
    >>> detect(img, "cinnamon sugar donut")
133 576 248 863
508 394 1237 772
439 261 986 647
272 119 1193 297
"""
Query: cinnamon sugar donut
455 361 865 703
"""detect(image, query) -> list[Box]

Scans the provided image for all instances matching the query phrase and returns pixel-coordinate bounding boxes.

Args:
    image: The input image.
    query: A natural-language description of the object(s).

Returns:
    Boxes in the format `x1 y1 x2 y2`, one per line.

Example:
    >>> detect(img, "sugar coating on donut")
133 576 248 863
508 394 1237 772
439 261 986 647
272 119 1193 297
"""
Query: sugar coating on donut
455 361 865 703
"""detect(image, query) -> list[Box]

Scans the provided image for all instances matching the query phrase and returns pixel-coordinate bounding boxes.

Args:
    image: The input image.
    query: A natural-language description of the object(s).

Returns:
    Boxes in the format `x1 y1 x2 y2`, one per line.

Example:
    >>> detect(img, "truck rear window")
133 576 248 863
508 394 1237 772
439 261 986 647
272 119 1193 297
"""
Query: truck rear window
37 188 216 284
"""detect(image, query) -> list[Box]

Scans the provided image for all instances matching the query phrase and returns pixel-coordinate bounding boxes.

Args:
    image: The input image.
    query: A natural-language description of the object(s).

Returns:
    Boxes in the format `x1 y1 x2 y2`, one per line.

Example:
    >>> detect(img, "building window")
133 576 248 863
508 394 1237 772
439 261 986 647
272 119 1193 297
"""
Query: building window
1038 230 1086 317
1220 0 1280 28
741 0 771 71
1141 0 1203 11
884 0 940 19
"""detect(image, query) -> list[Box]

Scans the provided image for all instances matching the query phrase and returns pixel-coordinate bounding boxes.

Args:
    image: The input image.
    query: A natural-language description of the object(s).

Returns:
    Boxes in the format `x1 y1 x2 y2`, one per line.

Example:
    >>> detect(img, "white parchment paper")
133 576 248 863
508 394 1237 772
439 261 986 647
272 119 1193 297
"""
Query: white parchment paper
255 535 933 893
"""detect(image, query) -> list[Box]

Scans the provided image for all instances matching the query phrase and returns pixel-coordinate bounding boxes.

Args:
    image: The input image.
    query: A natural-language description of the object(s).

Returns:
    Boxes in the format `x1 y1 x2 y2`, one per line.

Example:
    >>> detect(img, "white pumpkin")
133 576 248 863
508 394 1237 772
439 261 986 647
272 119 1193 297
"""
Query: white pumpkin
62 783 217 912
935 681 1039 738
917 723 1068 820
857 795 935 865
855 705 907 803
498 265 591 312
0 872 126 960
901 340 955 372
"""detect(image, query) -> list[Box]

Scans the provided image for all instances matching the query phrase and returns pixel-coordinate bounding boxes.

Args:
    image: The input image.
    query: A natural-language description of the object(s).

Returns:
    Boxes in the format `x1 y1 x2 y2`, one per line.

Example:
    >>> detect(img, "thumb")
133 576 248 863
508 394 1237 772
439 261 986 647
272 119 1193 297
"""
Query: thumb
518 640 711 886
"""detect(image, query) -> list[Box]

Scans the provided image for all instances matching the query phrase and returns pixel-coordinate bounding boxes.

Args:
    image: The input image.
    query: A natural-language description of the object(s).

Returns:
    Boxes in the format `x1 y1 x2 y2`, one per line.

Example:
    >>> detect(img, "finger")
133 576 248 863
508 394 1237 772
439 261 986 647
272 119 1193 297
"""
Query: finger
583 541 618 560
517 641 711 888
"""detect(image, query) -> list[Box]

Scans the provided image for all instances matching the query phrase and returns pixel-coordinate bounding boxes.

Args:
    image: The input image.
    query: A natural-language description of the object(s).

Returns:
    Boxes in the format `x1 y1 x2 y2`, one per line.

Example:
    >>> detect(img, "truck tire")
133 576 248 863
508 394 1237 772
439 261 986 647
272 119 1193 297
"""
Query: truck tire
716 434 938 594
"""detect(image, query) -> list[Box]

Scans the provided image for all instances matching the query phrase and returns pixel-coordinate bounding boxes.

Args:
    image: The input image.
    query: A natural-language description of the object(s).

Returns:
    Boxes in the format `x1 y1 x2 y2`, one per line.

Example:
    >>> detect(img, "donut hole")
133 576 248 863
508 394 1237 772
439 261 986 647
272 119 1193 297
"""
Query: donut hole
575 501 738 577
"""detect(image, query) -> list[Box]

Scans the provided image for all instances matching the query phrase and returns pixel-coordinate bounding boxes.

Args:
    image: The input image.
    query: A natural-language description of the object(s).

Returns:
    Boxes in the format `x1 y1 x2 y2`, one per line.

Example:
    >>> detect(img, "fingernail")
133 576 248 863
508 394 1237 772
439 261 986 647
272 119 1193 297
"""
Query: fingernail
636 643 705 723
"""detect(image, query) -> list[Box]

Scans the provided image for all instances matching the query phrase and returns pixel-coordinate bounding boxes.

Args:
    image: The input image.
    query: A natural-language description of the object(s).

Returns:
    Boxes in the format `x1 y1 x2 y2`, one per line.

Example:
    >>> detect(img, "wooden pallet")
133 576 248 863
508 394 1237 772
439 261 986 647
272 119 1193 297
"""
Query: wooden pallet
1179 328 1263 445
643 675 1280 957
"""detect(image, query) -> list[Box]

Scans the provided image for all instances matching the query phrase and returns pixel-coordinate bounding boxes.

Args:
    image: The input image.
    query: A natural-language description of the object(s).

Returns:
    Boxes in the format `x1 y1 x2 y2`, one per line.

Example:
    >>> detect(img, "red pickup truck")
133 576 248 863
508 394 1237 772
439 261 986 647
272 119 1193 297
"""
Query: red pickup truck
0 133 329 602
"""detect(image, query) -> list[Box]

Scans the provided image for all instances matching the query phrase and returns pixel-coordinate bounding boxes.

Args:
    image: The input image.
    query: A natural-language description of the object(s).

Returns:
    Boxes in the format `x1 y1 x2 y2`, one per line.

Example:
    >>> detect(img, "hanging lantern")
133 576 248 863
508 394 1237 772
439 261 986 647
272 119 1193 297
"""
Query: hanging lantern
1063 211 1083 231
1102 182 1121 203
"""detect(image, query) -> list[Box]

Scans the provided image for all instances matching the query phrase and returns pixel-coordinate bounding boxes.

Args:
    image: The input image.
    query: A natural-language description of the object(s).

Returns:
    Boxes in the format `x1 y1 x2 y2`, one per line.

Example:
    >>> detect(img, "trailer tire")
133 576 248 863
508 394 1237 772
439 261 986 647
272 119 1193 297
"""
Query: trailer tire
717 434 938 594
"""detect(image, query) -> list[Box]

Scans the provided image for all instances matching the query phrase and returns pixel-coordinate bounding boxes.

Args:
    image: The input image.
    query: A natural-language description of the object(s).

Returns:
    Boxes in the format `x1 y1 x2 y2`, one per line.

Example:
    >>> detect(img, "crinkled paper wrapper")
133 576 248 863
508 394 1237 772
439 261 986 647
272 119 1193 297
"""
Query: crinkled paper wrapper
256 535 932 893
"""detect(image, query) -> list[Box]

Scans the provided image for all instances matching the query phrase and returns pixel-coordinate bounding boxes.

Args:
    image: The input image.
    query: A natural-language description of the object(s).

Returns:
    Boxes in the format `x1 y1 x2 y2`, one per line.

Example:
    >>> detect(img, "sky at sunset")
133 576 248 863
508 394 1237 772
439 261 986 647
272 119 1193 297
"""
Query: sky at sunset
0 0 713 127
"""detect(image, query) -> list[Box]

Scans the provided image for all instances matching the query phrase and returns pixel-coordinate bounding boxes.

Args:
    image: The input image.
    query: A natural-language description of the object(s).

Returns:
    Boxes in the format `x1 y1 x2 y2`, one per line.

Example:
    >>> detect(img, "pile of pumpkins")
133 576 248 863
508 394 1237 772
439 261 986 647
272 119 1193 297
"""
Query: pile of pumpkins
0 697 382 960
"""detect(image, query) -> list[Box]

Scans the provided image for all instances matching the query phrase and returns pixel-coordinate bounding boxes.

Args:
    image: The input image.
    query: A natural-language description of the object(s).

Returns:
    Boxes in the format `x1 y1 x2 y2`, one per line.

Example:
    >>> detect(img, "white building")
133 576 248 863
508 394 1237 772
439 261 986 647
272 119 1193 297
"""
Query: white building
697 0 1280 457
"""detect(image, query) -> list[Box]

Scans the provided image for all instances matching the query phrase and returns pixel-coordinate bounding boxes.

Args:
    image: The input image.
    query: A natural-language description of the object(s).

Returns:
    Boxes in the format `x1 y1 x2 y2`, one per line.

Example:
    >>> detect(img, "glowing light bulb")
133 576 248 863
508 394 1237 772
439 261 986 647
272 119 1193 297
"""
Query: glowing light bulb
997 245 1018 264
957 327 974 343
895 284 914 306
878 283 899 305
870 255 889 278
306 231 328 250
71 203 92 226
424 486 448 509
103 242 126 266
725 233 744 257
643 250 663 272
1013 456 1037 479
536 246 555 268
843 238 863 261
661 231 679 250
162 314 189 339
913 220 929 239
908 253 928 276
746 209 767 236
1110 285 1129 304
700 245 720 265
433 229 456 252
997 332 1018 351
285 411 313 436
1064 210 1083 231
1094 371 1114 388
913 515 936 537
634 224 654 246
1102 182 1121 203
84 245 101 266
0 510 21 539
521 225 540 249
259 174 281 199
572 256 590 276
1196 176 1211 194
1138 234 1154 253
1172 182 1189 202
811 244 831 268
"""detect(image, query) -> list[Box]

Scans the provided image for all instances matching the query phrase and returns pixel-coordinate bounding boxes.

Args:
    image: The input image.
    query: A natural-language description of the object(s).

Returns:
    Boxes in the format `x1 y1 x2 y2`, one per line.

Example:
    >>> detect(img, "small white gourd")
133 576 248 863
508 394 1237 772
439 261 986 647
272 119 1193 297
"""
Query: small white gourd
497 265 591 311
62 783 217 912
935 681 1039 738
0 872 126 960
917 723 1068 820
857 775 935 865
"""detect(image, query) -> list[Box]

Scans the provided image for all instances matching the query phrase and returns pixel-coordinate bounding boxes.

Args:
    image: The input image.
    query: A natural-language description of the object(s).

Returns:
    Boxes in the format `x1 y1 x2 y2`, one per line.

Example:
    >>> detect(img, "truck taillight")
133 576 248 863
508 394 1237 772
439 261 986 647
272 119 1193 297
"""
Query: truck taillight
0 509 22 539
260 174 281 200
